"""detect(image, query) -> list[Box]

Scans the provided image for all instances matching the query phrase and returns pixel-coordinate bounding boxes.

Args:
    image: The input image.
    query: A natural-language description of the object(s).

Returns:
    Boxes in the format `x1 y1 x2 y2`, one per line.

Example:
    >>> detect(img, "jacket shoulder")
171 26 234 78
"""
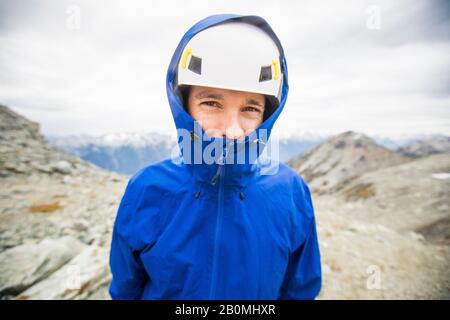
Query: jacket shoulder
279 161 314 212
126 157 189 196
258 159 310 192
256 160 315 222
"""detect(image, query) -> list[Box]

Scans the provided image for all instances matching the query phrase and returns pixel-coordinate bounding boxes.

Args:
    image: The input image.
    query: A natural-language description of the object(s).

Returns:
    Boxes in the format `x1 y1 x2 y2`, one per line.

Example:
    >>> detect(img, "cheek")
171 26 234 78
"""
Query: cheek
188 106 221 130
240 116 263 132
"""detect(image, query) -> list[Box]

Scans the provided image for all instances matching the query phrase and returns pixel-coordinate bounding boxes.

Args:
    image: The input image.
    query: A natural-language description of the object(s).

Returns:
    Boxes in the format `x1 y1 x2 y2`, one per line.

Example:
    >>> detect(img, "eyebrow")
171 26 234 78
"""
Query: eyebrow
194 90 224 100
195 90 264 109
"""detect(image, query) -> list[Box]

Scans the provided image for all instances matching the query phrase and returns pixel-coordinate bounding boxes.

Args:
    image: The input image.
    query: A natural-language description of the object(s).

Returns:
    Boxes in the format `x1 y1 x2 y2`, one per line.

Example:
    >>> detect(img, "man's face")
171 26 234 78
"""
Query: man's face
186 85 265 141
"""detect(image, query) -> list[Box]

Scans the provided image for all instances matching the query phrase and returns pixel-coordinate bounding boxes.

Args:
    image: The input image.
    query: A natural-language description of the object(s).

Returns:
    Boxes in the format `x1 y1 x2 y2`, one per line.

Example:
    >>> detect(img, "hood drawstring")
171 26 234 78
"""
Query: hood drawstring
210 166 222 186
194 179 204 200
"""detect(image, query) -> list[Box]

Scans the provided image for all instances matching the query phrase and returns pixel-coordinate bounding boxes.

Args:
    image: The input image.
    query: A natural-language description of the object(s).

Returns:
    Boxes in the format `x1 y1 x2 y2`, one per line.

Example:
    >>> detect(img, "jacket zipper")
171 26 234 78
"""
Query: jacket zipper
209 144 227 299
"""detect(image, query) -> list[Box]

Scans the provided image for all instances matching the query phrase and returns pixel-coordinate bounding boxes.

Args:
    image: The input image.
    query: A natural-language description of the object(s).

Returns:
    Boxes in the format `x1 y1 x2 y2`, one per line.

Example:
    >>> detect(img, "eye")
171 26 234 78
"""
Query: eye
201 101 221 108
242 106 262 113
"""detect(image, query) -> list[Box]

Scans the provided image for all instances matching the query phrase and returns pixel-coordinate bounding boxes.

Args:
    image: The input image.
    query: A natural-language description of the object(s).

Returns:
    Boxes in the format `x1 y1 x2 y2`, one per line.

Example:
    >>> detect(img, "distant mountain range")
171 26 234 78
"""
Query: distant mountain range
46 132 326 175
46 131 450 176
396 135 450 158
46 133 177 175
287 131 412 194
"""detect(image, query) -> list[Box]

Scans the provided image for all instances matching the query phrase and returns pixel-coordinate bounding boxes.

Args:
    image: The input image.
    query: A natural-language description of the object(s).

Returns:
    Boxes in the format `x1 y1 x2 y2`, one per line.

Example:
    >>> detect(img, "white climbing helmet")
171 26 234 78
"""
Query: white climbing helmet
176 21 283 103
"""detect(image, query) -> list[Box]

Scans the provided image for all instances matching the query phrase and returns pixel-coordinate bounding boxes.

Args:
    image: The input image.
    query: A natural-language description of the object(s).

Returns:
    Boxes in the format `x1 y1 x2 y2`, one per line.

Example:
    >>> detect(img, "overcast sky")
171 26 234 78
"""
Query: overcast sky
0 0 449 139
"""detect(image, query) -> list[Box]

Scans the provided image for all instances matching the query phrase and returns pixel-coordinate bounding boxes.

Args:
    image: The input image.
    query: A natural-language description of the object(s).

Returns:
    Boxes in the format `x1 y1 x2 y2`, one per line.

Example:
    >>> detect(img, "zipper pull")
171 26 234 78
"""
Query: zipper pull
211 145 227 186
211 165 222 186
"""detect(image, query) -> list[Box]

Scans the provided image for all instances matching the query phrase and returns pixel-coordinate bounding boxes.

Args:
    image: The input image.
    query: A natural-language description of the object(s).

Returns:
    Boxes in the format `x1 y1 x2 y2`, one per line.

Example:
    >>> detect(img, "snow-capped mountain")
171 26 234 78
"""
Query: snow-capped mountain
46 132 178 175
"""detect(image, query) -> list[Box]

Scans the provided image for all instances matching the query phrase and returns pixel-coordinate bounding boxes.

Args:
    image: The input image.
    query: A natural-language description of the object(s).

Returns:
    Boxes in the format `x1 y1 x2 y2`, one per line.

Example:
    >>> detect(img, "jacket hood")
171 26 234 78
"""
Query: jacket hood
166 14 289 187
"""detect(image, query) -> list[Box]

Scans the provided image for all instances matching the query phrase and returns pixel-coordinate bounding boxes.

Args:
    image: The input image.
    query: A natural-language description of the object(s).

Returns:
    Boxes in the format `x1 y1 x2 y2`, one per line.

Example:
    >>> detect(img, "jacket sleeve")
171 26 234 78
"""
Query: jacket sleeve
109 180 149 300
278 178 322 300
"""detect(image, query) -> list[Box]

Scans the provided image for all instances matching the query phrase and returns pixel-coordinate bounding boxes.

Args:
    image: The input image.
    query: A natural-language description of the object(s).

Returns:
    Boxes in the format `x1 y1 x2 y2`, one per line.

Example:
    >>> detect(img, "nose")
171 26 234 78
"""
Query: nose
222 113 244 140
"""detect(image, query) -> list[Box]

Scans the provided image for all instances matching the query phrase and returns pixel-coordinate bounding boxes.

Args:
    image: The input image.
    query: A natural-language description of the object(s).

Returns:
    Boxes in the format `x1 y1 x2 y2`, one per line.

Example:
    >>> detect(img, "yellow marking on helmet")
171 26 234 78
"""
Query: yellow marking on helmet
272 59 280 80
181 47 192 69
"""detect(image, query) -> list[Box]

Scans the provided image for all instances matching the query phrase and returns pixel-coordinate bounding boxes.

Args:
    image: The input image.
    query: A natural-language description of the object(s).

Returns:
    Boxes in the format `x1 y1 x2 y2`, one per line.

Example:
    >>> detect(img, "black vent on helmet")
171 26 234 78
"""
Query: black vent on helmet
188 55 202 75
259 65 272 82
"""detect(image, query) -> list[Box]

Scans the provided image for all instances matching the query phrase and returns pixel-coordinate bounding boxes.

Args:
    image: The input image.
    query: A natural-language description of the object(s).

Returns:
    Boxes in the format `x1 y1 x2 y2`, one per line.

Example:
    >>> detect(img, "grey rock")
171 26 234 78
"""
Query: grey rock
0 236 85 297
52 161 72 175
16 246 110 300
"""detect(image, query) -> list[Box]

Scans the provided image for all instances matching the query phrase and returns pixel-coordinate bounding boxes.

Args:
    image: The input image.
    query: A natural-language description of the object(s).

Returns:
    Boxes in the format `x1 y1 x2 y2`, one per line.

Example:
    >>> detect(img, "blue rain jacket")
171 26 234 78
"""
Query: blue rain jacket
109 14 322 300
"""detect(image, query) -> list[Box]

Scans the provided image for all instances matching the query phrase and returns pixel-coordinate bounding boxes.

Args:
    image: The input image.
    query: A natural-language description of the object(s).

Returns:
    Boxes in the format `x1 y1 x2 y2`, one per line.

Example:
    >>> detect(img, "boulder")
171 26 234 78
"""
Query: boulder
16 245 111 300
0 236 85 297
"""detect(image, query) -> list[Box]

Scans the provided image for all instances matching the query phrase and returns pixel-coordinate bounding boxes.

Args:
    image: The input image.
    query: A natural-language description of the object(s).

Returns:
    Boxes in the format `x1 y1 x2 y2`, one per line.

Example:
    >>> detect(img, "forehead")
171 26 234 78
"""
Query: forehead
191 86 264 101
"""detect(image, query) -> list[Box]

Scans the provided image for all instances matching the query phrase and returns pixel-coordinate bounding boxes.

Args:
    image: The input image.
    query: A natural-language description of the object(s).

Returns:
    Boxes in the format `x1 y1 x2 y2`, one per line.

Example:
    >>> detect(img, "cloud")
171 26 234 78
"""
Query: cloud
0 0 449 137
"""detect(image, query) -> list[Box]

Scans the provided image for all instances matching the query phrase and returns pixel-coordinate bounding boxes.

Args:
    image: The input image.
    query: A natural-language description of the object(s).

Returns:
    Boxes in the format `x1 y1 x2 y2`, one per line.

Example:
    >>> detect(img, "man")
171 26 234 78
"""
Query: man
109 14 322 300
